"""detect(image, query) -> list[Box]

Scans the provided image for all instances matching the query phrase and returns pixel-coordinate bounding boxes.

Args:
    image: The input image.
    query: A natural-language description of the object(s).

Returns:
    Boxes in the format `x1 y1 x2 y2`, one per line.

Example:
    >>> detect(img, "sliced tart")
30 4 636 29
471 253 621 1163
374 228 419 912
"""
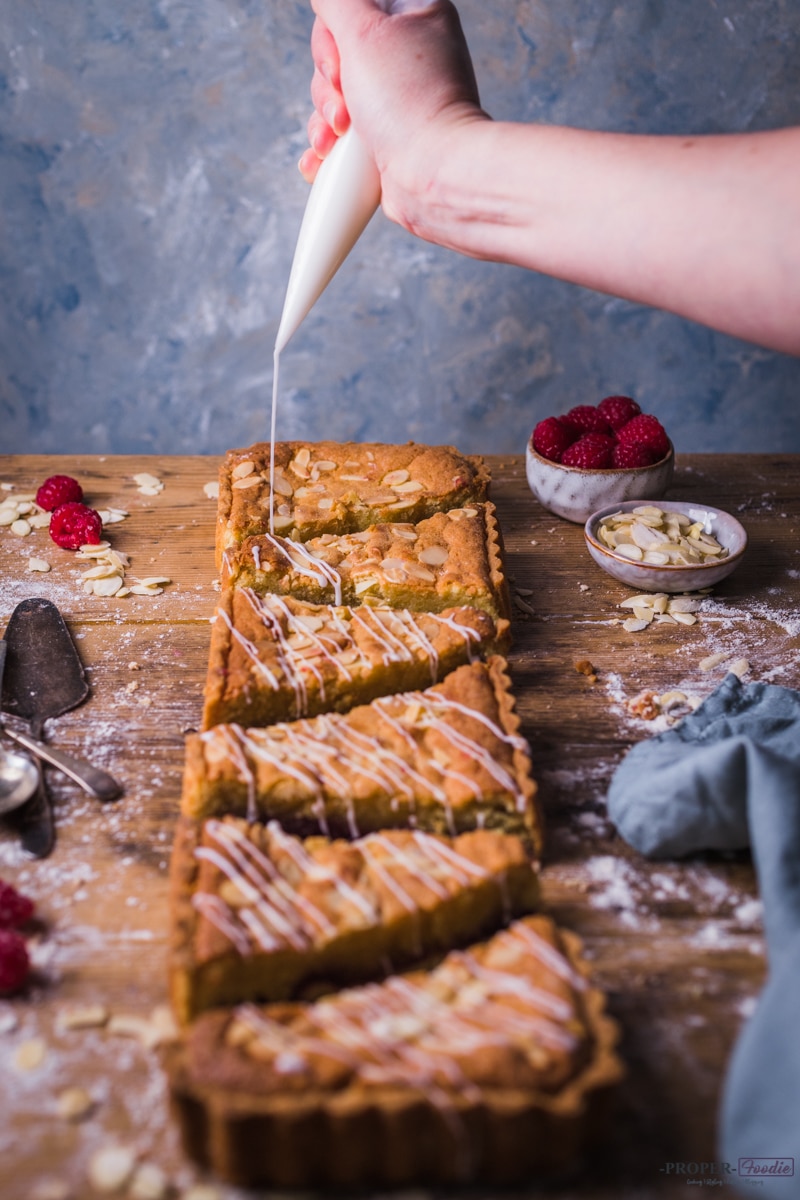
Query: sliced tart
170 817 539 1022
182 658 541 852
202 590 510 730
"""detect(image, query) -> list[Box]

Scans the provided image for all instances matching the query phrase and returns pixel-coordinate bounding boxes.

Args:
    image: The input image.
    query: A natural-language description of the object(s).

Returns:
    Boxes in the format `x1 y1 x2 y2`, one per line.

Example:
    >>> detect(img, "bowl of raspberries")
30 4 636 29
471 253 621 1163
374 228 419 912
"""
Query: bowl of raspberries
526 395 674 523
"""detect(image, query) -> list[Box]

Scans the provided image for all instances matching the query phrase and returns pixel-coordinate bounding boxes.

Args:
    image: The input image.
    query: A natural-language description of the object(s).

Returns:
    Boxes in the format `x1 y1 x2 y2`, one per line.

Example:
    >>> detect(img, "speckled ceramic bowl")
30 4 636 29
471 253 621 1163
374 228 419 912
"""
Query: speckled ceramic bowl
584 499 748 593
525 439 674 524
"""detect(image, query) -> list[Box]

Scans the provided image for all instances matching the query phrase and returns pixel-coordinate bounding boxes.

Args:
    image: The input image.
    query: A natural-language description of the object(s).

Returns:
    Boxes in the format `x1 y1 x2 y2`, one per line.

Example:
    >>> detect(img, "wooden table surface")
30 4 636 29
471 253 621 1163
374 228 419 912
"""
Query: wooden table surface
1 452 798 1200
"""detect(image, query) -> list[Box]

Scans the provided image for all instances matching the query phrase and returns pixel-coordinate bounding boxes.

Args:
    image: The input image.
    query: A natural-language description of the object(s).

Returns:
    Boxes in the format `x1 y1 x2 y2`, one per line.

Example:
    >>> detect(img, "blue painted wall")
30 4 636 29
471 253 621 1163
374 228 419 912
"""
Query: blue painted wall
1 1 799 457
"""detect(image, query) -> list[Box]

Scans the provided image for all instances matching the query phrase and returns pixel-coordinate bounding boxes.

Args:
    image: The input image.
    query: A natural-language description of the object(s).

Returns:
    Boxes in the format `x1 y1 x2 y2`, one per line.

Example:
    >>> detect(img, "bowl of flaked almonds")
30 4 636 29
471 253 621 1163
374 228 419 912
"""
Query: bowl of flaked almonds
584 500 747 593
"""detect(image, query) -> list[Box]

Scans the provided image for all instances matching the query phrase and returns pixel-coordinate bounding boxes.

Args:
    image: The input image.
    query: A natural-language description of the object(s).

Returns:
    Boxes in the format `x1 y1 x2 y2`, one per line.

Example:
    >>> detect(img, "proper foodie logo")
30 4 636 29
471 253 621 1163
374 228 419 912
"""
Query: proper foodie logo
659 1159 794 1186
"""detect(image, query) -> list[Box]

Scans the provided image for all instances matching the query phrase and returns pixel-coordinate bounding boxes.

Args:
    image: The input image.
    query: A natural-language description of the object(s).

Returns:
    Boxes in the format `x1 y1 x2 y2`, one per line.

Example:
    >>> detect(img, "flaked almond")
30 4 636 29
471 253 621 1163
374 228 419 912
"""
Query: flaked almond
28 557 51 573
405 563 436 583
417 545 448 567
92 575 124 597
699 650 733 672
133 472 163 490
129 1163 170 1200
622 617 649 632
354 577 378 595
56 1086 95 1122
668 596 701 613
57 1003 109 1031
87 1145 137 1193
203 481 220 499
294 615 325 633
231 460 255 479
219 880 252 908
615 545 644 562
271 470 293 496
381 469 409 487
232 476 260 490
14 1037 47 1070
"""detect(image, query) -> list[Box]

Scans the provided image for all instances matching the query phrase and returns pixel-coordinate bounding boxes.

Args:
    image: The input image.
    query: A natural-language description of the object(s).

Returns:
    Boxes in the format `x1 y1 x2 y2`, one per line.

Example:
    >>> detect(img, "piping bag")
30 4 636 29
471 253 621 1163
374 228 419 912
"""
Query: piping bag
274 0 436 354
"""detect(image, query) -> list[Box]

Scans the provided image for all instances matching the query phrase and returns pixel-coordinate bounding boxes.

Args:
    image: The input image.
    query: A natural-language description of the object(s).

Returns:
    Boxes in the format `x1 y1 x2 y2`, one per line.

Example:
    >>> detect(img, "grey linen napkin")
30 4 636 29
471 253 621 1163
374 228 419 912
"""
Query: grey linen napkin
607 673 800 1197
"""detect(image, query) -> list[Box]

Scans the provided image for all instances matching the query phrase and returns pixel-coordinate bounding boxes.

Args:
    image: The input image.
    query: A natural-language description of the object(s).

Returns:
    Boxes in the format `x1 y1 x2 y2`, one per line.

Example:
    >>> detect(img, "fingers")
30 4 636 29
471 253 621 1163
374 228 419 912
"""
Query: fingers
298 146 322 183
310 16 340 89
310 66 348 136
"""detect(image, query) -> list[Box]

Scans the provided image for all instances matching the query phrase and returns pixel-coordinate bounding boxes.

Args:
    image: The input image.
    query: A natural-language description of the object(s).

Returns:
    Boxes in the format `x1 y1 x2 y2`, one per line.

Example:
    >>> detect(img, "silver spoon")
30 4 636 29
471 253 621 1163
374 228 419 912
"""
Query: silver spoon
0 746 39 815
0 724 122 802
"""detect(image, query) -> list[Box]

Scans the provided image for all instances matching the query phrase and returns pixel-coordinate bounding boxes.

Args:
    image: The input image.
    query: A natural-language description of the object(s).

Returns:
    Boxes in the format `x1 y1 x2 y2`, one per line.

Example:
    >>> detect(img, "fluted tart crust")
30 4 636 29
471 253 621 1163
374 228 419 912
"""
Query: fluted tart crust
164 915 623 1188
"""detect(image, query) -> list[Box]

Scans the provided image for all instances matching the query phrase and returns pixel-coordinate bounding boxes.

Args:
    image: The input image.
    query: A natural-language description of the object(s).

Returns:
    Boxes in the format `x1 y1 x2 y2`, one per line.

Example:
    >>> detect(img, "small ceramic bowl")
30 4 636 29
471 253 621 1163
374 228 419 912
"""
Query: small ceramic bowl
525 439 675 524
584 499 748 593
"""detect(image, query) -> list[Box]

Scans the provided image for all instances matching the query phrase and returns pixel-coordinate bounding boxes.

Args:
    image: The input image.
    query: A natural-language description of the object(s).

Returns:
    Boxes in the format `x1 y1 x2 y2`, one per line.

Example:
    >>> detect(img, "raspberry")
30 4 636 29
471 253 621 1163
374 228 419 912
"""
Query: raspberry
531 416 578 463
0 930 30 994
597 395 641 431
35 474 84 512
0 880 35 930
561 433 616 469
617 414 671 459
612 442 660 469
49 502 103 550
563 405 612 436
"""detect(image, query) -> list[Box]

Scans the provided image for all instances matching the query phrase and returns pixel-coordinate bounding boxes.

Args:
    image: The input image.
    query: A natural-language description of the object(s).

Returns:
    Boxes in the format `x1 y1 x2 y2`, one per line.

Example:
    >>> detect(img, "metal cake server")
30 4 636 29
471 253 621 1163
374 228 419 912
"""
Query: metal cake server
1 598 120 856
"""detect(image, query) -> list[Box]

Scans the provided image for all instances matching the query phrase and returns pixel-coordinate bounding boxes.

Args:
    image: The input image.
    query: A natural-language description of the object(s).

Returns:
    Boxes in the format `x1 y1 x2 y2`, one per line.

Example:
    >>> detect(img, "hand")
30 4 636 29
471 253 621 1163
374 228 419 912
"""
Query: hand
299 0 487 235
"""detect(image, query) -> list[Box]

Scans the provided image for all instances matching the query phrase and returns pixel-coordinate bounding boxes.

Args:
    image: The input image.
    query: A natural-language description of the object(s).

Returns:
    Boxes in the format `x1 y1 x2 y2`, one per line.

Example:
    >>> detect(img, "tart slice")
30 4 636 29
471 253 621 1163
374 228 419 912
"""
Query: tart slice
219 503 510 622
169 817 540 1023
182 658 541 852
216 440 490 564
164 915 623 1188
202 590 510 730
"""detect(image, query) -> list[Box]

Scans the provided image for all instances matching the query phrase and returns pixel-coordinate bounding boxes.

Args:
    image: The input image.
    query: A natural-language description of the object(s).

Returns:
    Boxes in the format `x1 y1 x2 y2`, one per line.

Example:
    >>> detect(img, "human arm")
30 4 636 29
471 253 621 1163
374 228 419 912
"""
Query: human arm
301 0 800 356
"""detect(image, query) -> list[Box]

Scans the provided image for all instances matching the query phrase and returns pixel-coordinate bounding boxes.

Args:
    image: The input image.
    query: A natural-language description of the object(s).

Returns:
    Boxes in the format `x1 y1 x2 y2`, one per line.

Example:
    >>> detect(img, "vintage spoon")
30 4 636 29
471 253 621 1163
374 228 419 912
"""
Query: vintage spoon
0 746 39 815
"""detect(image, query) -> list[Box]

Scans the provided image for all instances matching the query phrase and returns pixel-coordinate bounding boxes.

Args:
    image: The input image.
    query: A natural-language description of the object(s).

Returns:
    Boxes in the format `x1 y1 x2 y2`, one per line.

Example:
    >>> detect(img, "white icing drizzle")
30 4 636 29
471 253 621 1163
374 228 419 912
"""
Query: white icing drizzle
388 610 438 682
410 830 489 884
217 604 281 692
200 676 527 832
228 592 488 719
241 590 312 713
192 892 252 957
230 921 581 1091
510 921 588 991
197 819 335 950
192 822 509 958
259 532 343 606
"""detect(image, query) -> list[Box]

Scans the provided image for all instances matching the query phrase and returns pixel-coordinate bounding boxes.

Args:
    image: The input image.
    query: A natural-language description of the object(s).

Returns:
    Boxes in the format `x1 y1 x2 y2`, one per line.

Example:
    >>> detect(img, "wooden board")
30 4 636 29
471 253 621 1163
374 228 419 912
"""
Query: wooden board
1 452 798 1200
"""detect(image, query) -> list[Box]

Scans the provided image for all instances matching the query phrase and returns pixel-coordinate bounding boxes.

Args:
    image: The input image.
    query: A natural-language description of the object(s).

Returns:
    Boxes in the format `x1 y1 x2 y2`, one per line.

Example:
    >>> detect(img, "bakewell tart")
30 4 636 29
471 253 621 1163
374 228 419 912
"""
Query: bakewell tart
182 658 542 852
169 817 540 1022
216 440 490 564
219 502 511 622
202 589 510 730
164 915 623 1188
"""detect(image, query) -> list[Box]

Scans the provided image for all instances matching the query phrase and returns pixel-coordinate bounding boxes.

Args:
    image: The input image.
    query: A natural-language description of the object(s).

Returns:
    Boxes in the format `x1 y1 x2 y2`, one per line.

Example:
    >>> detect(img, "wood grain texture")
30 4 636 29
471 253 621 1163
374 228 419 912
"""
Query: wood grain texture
1 453 798 1199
